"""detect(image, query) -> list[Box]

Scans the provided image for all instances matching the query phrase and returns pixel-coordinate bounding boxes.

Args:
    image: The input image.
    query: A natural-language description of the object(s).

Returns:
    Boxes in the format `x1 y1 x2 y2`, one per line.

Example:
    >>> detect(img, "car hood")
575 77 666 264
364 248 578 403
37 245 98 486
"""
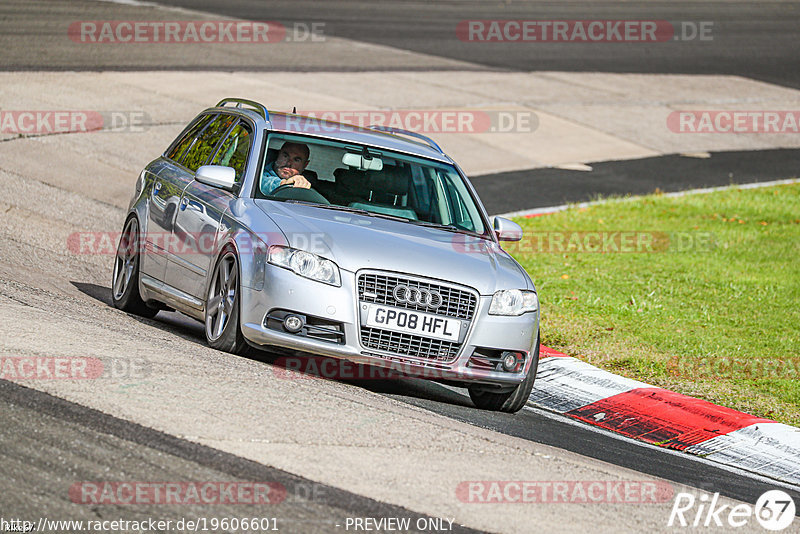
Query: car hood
256 201 531 295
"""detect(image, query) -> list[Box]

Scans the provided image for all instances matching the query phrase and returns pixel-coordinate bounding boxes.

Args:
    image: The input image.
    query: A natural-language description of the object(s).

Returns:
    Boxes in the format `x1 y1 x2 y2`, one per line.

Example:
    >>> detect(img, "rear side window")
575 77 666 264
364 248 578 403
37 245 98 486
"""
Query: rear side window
165 114 215 163
182 114 237 172
210 120 253 182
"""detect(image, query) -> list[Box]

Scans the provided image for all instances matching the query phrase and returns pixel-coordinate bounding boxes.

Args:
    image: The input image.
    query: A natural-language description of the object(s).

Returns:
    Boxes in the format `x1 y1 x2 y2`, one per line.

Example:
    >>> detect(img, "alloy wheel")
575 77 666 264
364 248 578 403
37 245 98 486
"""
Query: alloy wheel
206 252 238 341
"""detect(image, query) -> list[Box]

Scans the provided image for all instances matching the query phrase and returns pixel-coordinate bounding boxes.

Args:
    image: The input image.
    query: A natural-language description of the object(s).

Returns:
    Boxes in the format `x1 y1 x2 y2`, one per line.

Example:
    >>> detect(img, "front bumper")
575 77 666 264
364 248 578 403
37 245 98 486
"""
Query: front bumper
240 265 539 386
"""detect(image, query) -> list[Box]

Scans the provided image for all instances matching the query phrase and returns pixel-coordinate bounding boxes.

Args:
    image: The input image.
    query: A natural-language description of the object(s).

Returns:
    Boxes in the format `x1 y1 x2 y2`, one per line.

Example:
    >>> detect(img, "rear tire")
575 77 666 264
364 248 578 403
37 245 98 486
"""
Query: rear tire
205 249 251 356
468 333 540 413
111 217 158 318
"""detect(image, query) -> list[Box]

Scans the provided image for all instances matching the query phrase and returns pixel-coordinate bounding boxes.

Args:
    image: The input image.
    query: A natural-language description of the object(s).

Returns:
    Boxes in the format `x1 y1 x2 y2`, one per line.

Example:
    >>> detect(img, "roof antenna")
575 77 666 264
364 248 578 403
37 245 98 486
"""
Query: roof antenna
292 106 296 114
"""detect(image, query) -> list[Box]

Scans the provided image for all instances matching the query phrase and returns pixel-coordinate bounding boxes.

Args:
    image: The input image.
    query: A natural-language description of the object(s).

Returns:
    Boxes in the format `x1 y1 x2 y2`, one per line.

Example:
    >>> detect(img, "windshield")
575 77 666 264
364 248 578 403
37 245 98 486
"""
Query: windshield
253 133 488 236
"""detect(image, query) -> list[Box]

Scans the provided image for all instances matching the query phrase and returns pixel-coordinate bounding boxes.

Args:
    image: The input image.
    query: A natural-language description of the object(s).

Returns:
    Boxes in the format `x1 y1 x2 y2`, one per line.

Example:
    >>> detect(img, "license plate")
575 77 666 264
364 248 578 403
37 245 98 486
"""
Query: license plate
365 305 461 342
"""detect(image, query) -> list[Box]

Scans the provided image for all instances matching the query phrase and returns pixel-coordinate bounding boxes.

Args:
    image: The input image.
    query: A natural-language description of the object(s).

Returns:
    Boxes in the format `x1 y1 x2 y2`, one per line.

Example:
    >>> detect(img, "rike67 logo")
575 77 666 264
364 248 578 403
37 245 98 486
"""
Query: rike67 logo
668 490 795 531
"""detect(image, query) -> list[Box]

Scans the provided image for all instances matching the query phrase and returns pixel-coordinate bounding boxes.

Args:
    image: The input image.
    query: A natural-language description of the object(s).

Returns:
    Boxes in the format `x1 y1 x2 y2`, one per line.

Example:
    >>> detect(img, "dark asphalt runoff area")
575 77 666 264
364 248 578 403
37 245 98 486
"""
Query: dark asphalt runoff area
472 148 800 215
4 1 800 90
136 0 800 89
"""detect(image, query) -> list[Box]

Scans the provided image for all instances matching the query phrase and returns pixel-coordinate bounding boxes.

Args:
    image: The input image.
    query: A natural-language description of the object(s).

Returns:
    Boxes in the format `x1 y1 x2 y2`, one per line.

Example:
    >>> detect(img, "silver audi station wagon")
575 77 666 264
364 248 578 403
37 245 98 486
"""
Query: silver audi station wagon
112 98 540 412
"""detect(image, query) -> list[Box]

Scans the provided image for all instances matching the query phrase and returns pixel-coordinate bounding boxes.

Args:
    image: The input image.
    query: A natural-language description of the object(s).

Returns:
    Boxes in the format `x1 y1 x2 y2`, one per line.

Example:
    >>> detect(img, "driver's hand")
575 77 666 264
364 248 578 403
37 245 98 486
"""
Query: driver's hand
280 175 311 189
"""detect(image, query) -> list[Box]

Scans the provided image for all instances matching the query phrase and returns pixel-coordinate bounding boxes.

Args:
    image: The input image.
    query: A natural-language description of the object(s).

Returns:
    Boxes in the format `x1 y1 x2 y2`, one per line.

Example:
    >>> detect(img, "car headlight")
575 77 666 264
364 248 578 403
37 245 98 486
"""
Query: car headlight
268 245 341 286
489 289 538 316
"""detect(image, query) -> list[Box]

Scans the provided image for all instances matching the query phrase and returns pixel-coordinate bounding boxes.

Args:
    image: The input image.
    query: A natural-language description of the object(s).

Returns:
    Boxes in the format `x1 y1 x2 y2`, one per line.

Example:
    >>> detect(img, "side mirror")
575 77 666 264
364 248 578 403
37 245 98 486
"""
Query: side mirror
196 165 236 191
493 217 523 242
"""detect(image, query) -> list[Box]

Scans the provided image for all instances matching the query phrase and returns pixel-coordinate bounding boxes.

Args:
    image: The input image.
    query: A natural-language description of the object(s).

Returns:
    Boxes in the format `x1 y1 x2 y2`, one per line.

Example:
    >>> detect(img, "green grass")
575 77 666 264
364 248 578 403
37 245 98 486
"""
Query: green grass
510 183 800 426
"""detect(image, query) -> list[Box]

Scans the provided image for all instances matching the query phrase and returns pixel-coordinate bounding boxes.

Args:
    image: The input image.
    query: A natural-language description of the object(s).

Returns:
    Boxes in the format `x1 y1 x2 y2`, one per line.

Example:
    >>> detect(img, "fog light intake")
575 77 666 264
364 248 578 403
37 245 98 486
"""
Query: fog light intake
501 351 518 372
284 315 304 333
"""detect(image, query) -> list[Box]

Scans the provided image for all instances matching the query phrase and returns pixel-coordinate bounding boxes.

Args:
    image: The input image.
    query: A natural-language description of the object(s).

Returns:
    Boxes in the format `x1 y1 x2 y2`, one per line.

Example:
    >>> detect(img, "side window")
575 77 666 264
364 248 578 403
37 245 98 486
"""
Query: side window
440 172 480 233
165 114 215 163
182 114 237 172
410 166 433 212
210 121 253 182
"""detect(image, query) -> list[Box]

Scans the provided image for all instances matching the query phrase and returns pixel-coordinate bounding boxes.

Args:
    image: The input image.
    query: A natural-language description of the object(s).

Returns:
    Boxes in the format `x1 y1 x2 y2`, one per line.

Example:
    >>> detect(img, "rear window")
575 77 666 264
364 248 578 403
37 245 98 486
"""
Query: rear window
165 114 214 163
210 120 253 182
182 114 237 172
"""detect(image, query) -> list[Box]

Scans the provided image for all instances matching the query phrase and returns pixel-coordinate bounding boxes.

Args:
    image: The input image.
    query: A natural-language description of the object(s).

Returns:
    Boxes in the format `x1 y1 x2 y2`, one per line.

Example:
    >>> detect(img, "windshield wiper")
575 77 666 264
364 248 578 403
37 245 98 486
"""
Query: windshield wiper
304 204 374 215
281 199 324 206
304 203 413 221
407 220 459 230
274 200 374 214
405 219 480 235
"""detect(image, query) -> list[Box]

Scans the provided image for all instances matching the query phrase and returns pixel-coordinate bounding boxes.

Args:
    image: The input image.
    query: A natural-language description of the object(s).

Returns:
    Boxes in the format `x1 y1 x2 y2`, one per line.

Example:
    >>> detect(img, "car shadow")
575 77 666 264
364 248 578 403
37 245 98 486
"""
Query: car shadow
71 281 112 306
356 377 474 408
71 280 209 350
72 280 472 409
268 353 474 408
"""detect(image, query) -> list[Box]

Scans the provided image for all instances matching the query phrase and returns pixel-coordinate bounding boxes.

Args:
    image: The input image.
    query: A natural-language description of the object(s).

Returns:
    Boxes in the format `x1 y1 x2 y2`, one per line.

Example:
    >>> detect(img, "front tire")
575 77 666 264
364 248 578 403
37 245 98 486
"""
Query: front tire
205 249 250 355
468 333 540 413
111 217 158 318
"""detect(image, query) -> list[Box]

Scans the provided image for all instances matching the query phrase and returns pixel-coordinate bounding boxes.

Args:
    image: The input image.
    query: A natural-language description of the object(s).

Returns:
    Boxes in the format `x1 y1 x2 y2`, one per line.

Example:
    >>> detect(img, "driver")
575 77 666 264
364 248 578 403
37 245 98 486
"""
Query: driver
261 142 312 194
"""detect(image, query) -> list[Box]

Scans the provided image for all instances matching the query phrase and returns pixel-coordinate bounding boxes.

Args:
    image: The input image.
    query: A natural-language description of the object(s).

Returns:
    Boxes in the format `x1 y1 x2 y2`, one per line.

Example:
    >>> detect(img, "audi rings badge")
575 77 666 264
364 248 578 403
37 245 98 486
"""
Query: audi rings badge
392 284 443 310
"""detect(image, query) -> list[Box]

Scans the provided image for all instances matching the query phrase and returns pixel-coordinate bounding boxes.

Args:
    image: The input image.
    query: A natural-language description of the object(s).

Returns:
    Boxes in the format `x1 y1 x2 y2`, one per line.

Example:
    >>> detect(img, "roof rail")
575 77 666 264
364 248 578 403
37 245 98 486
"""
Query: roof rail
367 125 445 155
216 98 270 122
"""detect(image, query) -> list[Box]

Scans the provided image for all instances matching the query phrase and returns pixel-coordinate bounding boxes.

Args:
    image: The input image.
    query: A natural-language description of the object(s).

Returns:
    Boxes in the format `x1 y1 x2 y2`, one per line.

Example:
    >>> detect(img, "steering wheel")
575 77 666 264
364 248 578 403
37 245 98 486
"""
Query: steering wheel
269 184 330 204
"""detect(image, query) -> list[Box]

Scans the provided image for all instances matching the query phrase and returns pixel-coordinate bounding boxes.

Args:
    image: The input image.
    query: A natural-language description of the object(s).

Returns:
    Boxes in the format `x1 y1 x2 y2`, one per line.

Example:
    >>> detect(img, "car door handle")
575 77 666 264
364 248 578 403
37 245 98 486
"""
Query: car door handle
180 197 189 211
153 181 162 195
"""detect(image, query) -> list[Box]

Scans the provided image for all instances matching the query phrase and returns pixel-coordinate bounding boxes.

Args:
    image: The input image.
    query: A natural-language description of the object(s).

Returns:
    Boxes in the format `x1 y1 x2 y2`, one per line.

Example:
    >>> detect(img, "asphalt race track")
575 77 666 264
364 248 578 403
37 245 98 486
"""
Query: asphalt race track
10 0 800 89
66 303 800 508
0 380 483 534
1 1 799 532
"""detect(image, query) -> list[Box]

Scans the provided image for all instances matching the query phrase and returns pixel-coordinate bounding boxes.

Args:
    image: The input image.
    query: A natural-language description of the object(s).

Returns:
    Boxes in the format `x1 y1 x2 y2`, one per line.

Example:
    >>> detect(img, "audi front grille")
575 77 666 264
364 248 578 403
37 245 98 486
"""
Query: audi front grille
357 271 478 363
360 327 461 362
358 272 477 320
